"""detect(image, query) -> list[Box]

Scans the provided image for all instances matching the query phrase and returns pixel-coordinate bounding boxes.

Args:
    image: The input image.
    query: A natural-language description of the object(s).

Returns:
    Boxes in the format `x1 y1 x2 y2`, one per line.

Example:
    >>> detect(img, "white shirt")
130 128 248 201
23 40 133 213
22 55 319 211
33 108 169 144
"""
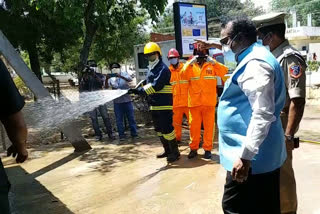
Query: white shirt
237 60 276 160
108 70 132 103
108 70 132 89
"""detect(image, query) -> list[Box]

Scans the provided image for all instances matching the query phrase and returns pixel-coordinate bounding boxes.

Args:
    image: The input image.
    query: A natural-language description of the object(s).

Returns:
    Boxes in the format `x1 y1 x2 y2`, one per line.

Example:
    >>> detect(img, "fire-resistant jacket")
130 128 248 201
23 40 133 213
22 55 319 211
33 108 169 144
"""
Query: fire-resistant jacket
184 60 228 107
138 59 173 110
169 62 188 108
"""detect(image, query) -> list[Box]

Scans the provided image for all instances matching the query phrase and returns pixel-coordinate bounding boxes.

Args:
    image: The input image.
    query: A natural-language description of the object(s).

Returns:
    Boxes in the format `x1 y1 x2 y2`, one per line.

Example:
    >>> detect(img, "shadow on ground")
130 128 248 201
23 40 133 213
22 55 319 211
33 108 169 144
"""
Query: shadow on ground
6 166 74 214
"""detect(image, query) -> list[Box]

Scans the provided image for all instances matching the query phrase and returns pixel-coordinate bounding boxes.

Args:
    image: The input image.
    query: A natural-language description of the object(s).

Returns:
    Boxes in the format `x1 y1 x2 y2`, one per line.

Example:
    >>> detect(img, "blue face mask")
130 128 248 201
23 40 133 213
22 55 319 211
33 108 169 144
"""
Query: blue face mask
257 39 263 45
169 58 178 65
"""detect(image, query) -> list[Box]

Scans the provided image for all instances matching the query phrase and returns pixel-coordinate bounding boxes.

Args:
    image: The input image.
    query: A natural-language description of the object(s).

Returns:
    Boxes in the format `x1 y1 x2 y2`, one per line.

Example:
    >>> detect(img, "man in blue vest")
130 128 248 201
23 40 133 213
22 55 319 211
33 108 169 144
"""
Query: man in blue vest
218 17 287 214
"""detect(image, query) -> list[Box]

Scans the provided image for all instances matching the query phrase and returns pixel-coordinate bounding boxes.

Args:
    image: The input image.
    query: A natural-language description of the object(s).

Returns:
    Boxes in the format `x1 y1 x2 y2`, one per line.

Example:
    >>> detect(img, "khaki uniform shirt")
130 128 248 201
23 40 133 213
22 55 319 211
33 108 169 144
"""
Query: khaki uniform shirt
272 40 306 114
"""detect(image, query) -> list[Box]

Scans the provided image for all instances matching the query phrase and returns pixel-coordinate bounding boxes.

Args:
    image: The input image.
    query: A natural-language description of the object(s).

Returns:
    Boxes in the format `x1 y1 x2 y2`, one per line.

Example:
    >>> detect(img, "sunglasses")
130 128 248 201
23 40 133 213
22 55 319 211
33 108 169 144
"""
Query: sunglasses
220 33 240 46
144 53 157 59
220 36 230 45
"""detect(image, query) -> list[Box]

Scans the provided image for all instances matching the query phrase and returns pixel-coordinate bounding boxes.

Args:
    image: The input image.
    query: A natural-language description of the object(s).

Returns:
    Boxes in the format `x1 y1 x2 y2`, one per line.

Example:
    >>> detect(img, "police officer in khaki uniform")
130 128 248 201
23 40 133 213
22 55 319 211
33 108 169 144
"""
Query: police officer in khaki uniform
253 12 306 214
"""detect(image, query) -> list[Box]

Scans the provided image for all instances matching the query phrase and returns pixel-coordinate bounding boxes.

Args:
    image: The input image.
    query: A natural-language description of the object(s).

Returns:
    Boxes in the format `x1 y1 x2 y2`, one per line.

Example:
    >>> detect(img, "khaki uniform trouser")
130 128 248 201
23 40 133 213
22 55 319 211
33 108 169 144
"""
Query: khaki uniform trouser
280 113 298 214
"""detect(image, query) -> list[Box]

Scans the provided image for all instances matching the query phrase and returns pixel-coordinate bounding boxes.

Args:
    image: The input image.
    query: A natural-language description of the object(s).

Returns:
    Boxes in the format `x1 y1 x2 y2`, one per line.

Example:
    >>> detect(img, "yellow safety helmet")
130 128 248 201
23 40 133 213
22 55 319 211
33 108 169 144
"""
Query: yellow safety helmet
144 42 162 56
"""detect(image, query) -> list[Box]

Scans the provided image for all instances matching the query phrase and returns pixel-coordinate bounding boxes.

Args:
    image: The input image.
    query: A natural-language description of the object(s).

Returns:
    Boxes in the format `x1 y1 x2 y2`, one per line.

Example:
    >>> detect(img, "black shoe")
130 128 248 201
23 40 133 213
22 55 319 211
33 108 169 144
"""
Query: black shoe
204 151 212 159
188 150 198 159
95 135 103 141
132 135 140 139
108 133 116 140
167 139 180 163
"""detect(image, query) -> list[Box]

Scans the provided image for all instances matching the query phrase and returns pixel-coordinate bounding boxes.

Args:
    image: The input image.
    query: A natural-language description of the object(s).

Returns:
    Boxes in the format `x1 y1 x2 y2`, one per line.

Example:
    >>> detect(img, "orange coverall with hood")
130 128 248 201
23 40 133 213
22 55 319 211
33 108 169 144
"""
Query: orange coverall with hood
184 60 228 152
169 62 189 142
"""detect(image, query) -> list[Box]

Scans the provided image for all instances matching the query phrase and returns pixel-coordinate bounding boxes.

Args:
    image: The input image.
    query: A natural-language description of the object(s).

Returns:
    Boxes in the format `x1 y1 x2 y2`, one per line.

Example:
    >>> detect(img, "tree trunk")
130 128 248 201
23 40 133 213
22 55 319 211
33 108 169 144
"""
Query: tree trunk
27 43 42 82
77 0 98 76
0 30 91 152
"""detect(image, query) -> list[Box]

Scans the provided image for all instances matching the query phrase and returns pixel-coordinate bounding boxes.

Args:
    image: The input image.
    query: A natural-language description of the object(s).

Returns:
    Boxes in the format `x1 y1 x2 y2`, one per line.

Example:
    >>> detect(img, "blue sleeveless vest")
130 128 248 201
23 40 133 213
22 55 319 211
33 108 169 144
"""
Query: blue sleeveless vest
218 43 287 174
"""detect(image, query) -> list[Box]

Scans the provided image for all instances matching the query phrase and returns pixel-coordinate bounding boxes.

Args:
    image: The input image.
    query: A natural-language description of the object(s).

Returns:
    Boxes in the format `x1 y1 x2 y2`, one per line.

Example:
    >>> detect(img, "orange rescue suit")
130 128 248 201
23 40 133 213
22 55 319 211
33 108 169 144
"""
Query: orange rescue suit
169 62 189 142
184 60 228 151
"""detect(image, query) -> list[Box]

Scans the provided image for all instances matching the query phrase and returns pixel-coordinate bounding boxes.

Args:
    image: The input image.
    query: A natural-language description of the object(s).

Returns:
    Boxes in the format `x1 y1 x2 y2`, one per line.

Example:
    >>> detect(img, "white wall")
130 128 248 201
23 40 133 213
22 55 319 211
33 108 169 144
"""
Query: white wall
306 72 320 87
309 43 320 61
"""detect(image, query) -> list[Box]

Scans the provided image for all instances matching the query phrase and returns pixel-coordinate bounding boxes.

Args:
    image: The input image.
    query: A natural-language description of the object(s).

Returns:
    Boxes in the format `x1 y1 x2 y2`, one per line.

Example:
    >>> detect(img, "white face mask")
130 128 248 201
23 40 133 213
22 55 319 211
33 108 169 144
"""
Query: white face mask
257 33 271 51
149 58 159 68
169 58 178 65
112 68 121 73
90 66 97 72
222 45 236 67
222 45 231 53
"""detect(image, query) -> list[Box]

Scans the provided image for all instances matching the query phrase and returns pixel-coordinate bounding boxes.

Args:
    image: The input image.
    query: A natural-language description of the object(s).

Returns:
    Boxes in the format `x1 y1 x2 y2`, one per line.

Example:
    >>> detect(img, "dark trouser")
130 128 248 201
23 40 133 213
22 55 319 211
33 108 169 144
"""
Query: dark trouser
0 159 11 214
280 113 297 214
151 110 175 140
222 168 281 214
114 102 137 138
89 105 113 137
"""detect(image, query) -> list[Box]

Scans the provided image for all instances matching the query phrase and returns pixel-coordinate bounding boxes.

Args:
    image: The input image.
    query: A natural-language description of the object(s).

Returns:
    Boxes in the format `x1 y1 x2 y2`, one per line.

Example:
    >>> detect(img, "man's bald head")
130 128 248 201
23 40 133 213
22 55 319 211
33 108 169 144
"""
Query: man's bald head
220 17 257 56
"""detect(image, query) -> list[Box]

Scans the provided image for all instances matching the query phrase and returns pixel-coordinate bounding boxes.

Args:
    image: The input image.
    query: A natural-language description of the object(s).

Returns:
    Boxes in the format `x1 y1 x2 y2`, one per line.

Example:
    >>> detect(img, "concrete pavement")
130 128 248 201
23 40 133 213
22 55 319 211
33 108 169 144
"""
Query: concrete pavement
2 105 320 214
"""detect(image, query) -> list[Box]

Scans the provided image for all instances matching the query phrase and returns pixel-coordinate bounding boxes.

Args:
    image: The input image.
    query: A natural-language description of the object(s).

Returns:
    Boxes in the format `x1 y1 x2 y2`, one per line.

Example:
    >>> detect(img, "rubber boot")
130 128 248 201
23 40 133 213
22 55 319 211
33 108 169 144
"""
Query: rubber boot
167 139 180 163
156 137 169 158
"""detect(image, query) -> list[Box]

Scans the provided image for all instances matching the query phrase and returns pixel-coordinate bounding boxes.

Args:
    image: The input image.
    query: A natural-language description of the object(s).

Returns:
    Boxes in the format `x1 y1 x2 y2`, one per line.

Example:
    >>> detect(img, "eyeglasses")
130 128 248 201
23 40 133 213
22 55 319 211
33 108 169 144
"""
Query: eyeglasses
220 33 240 46
220 36 230 46
144 53 156 59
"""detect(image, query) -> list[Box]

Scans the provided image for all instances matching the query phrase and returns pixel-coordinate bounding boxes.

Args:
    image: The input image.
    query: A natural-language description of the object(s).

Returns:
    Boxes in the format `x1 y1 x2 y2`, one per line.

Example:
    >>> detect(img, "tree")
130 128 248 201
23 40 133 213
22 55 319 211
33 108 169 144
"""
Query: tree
153 7 174 34
206 0 263 20
92 15 149 65
153 1 263 35
0 0 168 80
271 0 320 26
0 0 82 80
57 0 168 75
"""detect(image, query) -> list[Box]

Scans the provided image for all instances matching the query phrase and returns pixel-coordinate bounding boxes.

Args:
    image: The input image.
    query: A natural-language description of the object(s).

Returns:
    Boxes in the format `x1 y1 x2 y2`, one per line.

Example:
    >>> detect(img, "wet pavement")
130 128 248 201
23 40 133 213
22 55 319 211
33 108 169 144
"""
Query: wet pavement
2 105 320 214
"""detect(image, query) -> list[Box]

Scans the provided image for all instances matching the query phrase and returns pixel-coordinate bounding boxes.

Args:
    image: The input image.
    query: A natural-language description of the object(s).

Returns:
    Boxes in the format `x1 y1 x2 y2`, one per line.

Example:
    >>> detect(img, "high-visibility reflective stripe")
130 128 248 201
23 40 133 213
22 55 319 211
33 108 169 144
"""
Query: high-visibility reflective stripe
179 80 189 84
150 106 173 110
163 130 176 140
166 131 175 138
150 86 156 93
143 83 155 95
156 85 172 94
190 77 200 80
157 132 163 137
163 85 172 90
203 76 217 80
170 81 177 85
156 90 172 93
145 87 152 95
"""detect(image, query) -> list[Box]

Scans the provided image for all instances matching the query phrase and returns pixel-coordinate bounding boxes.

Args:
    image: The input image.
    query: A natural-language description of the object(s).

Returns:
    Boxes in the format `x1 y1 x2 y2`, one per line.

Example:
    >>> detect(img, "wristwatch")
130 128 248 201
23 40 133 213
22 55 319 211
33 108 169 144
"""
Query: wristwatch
285 135 294 141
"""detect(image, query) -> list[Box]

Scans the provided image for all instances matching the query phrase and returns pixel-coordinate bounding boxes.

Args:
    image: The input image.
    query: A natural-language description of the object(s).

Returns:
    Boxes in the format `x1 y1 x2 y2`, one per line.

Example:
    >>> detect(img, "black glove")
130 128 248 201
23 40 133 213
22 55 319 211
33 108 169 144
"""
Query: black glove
128 88 139 95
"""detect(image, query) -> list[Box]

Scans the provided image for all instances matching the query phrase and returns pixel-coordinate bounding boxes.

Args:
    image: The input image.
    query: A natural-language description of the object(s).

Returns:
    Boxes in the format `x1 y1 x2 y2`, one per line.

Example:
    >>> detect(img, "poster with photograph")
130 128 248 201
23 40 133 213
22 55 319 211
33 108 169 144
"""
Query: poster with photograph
174 3 208 58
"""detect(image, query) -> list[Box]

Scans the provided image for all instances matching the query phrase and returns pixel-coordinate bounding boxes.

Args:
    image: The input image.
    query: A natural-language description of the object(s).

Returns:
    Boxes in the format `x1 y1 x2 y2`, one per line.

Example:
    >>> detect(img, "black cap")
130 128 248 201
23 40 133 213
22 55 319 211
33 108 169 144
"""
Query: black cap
110 62 121 69
86 60 97 67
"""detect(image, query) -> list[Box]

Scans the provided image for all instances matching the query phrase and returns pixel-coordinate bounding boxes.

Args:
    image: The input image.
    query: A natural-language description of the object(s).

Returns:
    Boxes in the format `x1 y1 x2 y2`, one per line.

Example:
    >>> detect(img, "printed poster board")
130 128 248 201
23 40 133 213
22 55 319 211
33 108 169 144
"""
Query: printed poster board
173 2 208 58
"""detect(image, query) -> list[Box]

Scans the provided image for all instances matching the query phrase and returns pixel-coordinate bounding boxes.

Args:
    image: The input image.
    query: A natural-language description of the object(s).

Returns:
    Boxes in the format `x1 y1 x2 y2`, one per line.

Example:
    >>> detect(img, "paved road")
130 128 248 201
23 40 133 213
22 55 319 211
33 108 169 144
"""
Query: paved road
2 105 320 214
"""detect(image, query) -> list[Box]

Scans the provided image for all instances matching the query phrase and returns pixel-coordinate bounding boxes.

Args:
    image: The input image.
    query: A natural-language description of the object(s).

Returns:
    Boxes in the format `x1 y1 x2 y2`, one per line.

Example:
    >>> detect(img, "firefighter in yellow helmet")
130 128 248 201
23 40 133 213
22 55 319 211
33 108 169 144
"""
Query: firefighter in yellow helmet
129 42 180 163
